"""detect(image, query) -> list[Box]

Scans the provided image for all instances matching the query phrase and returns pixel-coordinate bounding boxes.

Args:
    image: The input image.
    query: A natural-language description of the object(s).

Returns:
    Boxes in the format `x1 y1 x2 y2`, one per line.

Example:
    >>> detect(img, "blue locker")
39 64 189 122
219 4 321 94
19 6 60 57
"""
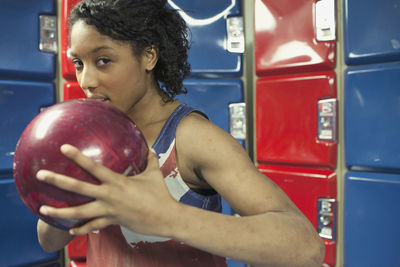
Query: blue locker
0 0 56 80
177 79 246 267
344 172 400 267
167 0 243 77
344 62 400 173
178 79 245 147
0 178 59 267
343 0 400 65
0 80 55 175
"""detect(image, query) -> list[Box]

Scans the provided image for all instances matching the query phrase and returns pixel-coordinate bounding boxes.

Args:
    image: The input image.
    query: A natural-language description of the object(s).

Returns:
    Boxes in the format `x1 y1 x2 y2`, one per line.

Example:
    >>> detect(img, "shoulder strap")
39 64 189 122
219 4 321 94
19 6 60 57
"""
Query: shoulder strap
151 104 206 155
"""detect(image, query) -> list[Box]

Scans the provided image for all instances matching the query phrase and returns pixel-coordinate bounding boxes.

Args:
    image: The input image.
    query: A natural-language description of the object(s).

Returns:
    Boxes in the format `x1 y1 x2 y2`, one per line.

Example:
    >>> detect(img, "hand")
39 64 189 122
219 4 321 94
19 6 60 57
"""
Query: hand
36 144 179 236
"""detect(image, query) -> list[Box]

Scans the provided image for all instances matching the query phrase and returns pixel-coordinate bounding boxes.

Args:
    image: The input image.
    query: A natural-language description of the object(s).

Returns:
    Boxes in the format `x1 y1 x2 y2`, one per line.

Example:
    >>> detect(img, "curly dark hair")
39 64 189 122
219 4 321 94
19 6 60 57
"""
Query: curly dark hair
69 0 191 102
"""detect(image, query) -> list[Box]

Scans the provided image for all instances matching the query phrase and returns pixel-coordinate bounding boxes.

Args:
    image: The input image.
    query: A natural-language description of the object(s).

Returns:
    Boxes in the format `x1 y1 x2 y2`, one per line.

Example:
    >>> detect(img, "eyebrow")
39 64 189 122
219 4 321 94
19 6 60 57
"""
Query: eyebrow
69 45 115 58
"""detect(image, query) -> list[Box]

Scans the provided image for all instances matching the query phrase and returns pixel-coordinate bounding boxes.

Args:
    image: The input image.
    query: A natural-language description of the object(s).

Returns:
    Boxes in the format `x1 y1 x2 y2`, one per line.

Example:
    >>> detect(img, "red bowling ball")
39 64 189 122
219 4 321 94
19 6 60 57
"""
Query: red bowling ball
13 99 148 230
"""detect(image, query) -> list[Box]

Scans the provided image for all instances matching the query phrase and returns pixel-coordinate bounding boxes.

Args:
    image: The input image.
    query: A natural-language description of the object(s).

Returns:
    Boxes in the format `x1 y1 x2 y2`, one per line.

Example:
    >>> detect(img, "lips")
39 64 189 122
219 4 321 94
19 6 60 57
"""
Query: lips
87 95 110 102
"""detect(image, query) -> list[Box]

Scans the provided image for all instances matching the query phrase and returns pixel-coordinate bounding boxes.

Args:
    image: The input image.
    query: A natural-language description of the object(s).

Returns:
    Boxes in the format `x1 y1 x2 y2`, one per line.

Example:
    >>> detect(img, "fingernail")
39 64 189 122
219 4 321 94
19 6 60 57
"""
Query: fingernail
36 170 49 181
69 229 76 235
40 206 48 215
60 144 72 153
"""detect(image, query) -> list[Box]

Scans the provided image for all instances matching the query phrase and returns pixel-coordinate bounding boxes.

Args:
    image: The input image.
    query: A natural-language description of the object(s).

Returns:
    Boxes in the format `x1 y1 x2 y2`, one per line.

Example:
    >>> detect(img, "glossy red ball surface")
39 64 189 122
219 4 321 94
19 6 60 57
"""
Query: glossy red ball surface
13 99 148 230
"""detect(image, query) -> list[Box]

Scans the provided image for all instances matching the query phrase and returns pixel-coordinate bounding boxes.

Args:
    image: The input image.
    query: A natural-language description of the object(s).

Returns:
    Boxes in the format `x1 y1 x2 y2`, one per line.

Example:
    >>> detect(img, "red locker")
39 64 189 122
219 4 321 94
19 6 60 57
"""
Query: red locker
256 71 337 170
70 261 86 267
258 165 336 267
63 81 85 101
254 0 336 76
63 82 87 264
61 0 82 80
67 235 87 261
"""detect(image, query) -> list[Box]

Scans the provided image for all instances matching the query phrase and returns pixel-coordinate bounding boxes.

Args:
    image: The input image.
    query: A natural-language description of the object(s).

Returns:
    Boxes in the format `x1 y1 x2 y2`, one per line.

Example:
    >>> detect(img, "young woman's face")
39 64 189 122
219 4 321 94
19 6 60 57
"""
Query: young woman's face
69 20 157 115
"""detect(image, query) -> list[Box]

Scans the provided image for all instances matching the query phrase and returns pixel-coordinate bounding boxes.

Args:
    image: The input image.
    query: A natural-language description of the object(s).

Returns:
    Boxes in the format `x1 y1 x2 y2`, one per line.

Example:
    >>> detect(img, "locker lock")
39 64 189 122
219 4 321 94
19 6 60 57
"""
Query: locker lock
229 103 246 140
317 198 336 240
39 15 57 54
315 0 336 41
226 16 244 53
317 98 337 142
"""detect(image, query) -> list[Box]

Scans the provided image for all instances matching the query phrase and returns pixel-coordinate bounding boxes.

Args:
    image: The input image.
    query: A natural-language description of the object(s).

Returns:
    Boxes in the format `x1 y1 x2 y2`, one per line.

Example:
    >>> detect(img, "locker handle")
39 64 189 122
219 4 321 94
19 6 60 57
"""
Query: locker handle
229 103 246 140
39 15 57 54
317 98 337 142
317 198 336 241
315 0 336 41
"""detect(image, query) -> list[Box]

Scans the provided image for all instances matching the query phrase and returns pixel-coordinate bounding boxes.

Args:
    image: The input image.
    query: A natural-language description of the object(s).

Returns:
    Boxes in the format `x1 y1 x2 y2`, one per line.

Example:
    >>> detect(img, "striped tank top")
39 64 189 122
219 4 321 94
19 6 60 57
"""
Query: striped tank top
86 104 227 267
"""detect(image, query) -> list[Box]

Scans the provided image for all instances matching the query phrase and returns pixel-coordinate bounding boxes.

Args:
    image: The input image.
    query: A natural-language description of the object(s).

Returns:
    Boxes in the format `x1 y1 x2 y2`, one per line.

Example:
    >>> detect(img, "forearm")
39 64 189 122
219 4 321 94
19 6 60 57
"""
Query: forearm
37 219 75 253
167 204 325 267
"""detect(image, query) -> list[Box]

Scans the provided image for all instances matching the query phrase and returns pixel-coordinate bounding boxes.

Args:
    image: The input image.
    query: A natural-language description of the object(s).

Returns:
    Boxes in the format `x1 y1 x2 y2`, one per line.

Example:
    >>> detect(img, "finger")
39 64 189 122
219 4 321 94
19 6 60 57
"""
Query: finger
60 144 116 183
39 200 107 220
69 217 113 235
37 169 100 199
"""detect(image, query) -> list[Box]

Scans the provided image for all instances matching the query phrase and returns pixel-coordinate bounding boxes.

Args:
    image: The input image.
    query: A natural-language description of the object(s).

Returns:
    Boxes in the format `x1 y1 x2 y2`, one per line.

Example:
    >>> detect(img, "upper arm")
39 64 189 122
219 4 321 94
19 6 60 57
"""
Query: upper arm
175 113 298 216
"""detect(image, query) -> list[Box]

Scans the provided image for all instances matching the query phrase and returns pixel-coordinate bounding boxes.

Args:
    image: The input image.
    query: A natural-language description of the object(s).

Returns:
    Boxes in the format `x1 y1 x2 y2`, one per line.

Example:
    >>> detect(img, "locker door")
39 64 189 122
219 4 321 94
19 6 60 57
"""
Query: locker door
345 62 400 173
62 81 89 265
61 0 81 80
0 0 58 265
64 81 85 101
168 0 243 77
343 1 400 265
177 79 245 147
0 0 56 80
254 0 336 76
259 165 337 267
0 178 58 267
344 172 400 267
0 81 55 174
344 0 400 65
256 71 337 170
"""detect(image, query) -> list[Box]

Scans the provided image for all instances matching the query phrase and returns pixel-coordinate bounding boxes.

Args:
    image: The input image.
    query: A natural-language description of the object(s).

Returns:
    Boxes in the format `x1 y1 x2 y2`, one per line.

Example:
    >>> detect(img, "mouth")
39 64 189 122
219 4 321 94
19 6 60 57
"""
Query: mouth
87 95 110 102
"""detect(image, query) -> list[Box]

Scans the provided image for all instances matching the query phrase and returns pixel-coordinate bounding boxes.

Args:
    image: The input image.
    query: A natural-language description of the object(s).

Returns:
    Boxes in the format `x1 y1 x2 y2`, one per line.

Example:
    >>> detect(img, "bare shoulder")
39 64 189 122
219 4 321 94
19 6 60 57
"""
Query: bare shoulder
175 112 298 216
175 111 250 169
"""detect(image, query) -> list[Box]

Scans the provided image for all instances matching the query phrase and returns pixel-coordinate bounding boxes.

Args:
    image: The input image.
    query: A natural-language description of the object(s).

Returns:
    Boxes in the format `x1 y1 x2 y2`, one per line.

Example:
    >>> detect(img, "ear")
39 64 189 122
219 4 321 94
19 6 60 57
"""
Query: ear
143 45 158 72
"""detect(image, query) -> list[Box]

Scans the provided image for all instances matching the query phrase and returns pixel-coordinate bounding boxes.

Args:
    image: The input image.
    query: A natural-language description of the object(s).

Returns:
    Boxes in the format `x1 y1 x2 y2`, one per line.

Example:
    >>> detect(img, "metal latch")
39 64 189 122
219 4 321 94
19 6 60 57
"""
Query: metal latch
315 0 336 41
39 15 57 54
318 198 336 240
317 98 337 142
229 103 246 140
226 16 244 53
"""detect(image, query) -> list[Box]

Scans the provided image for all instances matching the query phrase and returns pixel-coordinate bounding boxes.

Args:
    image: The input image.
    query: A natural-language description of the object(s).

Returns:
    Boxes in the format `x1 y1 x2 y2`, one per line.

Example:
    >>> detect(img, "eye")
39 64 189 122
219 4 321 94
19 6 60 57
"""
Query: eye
71 59 83 71
97 57 111 67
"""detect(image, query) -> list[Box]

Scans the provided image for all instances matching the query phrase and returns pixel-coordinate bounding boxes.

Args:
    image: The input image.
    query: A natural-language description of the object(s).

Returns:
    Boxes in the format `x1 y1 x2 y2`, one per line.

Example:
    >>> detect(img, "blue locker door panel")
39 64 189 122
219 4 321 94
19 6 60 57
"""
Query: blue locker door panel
345 62 400 173
0 80 55 174
343 0 400 65
167 0 243 77
177 79 244 140
0 178 59 266
0 0 56 80
177 79 246 267
344 172 400 267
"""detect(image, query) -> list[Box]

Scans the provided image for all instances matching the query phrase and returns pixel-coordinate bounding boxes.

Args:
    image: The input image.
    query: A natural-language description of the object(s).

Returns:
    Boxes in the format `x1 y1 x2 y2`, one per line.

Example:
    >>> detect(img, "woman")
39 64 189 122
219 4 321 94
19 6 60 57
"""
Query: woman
36 0 325 266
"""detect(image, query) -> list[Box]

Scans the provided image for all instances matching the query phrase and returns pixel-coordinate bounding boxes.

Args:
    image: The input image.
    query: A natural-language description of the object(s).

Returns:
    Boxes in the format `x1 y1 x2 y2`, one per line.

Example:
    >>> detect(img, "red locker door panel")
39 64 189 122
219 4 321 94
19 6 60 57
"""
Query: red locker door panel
70 261 86 267
254 0 336 76
258 165 336 267
256 71 337 169
64 81 85 101
67 235 87 261
61 0 82 80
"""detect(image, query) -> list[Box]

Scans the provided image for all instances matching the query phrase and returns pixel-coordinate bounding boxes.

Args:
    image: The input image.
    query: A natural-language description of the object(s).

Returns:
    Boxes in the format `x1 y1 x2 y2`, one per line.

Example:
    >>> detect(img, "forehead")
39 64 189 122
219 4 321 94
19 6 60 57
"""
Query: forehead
70 20 130 54
71 20 111 48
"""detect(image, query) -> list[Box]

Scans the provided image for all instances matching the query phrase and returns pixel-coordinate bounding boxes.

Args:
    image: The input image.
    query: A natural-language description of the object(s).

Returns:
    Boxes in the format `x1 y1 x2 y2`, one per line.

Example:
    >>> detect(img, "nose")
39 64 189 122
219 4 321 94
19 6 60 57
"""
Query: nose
78 66 99 93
